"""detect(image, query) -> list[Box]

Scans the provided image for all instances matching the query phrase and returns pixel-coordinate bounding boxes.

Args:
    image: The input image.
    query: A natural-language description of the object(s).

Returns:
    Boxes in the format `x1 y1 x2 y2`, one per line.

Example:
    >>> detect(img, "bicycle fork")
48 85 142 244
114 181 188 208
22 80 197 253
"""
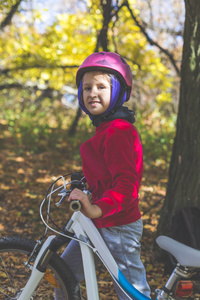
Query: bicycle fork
18 235 56 300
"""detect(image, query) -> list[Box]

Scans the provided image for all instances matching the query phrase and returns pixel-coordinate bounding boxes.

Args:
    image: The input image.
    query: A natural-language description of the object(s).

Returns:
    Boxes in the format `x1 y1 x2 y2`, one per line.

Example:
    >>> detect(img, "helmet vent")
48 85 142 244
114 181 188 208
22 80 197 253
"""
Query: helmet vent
96 59 112 66
120 57 126 64
96 52 105 55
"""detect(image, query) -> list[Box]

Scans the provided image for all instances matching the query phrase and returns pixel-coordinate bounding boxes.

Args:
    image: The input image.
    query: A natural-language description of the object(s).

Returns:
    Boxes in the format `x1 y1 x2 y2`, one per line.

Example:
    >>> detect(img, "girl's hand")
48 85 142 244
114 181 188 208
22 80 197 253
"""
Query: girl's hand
68 188 102 219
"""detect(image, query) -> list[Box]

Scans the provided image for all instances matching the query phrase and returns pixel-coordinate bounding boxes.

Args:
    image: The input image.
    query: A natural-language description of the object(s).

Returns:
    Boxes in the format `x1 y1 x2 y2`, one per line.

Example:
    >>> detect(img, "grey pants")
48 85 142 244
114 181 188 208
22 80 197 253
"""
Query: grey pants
55 219 151 299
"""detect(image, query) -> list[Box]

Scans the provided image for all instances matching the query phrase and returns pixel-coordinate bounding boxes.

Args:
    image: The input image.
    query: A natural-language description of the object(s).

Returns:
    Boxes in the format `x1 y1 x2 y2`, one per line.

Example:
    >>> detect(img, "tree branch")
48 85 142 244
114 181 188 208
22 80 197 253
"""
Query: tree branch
125 0 181 77
0 83 24 90
0 64 79 76
0 0 23 31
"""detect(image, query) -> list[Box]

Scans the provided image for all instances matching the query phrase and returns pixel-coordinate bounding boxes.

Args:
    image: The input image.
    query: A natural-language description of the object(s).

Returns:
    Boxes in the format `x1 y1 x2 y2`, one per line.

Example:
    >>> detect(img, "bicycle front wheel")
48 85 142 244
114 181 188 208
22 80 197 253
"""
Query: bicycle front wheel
0 236 81 300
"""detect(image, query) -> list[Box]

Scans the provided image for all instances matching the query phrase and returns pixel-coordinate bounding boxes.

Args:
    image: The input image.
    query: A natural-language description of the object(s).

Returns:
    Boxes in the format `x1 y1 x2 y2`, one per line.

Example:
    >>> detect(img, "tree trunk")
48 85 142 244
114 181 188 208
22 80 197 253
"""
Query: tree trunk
68 107 82 136
157 0 200 236
95 0 113 52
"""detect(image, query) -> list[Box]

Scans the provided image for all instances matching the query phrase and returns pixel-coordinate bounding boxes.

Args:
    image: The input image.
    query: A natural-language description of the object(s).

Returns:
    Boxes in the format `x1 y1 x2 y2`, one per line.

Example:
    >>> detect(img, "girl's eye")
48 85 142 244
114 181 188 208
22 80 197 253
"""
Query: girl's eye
84 87 91 91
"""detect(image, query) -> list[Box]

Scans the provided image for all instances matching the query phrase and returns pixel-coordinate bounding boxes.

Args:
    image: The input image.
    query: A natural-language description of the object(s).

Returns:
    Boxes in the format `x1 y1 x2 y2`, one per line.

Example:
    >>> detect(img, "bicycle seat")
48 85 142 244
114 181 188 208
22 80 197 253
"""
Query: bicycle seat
156 235 200 268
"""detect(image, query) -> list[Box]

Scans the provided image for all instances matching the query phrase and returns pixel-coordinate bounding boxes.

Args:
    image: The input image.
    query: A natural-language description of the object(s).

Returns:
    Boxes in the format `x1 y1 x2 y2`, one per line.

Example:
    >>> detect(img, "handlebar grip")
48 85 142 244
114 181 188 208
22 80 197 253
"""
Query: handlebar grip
69 200 82 212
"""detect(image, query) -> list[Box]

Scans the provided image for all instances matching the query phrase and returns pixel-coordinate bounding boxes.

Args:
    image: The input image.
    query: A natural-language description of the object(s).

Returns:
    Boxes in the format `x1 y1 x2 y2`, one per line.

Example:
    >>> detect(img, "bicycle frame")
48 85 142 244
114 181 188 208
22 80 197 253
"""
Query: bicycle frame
2 172 200 300
68 212 150 300
18 210 151 300
16 170 200 300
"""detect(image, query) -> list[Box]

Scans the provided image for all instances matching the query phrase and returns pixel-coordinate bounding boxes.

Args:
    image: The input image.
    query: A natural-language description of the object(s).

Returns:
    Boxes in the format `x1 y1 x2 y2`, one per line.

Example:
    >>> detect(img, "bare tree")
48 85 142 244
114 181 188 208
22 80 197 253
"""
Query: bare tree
157 0 200 236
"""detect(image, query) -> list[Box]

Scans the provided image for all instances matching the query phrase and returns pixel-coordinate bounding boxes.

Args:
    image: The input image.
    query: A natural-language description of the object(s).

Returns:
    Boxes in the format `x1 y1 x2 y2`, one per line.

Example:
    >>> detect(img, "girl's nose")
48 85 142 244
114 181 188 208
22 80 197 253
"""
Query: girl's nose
89 86 98 97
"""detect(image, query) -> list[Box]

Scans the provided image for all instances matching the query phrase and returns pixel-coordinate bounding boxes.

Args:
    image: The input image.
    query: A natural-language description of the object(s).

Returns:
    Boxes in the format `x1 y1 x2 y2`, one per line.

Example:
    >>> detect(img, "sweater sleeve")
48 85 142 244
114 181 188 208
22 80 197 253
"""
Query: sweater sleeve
94 122 143 218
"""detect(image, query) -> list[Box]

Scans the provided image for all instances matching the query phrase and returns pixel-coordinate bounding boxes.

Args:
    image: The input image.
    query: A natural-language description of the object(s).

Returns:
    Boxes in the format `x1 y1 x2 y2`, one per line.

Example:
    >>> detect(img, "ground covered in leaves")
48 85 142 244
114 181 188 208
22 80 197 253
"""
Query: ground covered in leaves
0 130 170 300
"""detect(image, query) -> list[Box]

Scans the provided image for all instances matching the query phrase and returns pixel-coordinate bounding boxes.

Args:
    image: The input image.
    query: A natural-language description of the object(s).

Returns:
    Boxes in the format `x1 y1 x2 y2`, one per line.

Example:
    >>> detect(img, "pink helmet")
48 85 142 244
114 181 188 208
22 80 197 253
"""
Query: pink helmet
76 51 132 100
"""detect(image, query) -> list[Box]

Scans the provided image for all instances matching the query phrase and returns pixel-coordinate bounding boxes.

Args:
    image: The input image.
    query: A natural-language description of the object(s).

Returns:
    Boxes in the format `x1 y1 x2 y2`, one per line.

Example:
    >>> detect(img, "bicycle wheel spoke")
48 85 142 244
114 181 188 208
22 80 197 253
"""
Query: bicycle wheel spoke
0 237 81 299
0 249 68 299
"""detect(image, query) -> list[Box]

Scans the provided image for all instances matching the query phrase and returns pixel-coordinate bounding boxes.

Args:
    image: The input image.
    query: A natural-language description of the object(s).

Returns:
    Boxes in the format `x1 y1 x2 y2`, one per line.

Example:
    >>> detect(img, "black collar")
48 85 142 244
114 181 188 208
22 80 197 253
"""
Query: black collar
91 106 135 127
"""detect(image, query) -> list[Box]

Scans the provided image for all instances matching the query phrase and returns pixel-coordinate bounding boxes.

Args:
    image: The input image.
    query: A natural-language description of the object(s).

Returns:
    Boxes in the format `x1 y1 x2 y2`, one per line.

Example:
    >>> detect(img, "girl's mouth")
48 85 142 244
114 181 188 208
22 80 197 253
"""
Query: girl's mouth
89 101 100 105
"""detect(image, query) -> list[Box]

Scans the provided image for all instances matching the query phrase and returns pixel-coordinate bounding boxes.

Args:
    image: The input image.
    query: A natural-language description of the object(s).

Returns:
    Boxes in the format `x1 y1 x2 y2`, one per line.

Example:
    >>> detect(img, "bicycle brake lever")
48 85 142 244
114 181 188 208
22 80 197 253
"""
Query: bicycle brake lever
56 189 70 206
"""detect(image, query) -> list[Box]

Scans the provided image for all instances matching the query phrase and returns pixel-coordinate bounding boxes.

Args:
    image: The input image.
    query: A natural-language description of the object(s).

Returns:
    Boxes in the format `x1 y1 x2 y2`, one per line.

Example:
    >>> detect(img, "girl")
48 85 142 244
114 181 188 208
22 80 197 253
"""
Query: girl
57 52 150 299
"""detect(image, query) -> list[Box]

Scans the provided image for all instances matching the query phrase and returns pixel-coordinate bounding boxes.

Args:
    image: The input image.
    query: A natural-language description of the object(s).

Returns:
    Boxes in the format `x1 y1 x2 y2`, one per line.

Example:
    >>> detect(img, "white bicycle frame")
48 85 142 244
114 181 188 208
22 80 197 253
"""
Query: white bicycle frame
16 170 200 300
18 210 150 300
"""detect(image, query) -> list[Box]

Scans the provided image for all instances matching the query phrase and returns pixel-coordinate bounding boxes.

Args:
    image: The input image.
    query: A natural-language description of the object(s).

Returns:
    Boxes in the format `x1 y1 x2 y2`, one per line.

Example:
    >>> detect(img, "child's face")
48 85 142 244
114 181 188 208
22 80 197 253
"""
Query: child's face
82 71 111 115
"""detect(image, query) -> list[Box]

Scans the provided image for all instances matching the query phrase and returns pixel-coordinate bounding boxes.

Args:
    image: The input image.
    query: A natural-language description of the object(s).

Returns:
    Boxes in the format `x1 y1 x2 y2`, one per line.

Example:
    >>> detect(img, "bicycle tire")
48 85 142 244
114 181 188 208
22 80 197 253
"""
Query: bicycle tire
0 236 81 300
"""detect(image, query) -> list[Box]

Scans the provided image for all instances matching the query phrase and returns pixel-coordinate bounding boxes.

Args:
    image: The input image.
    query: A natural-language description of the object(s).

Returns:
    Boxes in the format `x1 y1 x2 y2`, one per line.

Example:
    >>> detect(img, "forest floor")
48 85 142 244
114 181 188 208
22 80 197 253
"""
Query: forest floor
0 132 177 299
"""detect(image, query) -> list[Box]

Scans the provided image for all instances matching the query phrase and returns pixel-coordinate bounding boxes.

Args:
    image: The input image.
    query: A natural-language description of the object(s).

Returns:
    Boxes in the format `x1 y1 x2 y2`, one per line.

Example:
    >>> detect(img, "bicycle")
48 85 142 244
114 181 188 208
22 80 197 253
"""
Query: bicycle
0 173 200 299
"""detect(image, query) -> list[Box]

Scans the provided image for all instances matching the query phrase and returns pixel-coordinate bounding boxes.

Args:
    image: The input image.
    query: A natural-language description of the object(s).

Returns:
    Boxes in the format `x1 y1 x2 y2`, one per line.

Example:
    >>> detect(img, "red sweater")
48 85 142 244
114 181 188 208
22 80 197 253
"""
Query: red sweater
80 119 143 228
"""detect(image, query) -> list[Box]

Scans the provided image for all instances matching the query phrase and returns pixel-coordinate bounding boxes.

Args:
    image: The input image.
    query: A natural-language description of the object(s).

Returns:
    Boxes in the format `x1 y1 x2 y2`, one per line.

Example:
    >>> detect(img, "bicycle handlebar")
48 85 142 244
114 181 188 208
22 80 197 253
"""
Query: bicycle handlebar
69 200 82 212
54 173 89 212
